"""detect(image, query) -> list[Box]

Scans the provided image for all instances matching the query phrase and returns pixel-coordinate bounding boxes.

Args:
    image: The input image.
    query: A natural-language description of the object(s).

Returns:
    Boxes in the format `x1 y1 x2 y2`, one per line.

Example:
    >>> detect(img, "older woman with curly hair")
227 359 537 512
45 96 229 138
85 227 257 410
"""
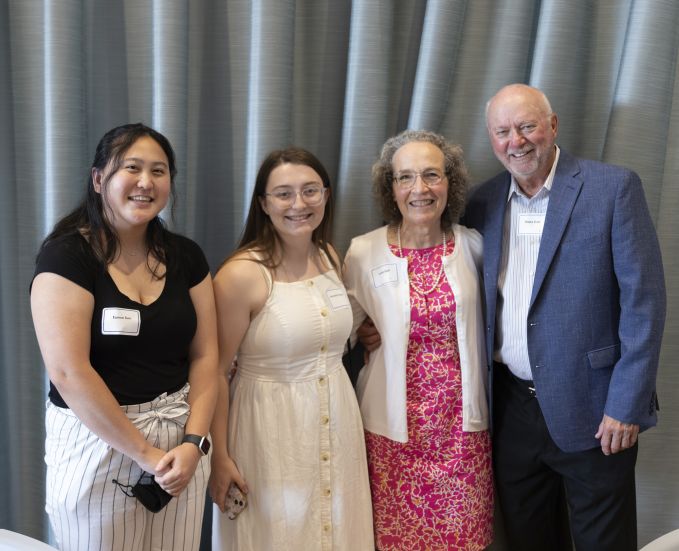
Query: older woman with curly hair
343 130 493 550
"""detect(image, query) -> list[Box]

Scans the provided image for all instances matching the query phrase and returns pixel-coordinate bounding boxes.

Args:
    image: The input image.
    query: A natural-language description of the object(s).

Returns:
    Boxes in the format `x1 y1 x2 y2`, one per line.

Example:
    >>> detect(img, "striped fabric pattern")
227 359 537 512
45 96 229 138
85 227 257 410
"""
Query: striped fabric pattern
494 149 560 381
44 385 209 551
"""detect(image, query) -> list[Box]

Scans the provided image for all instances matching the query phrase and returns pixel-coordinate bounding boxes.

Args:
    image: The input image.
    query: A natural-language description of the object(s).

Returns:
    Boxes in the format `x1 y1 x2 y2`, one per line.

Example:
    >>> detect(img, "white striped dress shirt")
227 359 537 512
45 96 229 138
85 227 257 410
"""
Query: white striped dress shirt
494 147 560 380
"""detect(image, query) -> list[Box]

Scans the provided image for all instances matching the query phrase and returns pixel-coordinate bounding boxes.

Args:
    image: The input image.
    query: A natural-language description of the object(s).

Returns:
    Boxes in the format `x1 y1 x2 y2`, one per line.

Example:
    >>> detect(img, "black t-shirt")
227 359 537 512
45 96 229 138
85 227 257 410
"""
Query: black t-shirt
33 231 210 407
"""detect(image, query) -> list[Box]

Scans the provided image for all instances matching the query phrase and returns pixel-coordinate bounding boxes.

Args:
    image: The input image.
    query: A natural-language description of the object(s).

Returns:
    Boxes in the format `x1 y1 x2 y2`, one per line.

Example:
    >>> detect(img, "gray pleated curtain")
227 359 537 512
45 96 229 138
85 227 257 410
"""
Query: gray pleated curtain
1 1 677 548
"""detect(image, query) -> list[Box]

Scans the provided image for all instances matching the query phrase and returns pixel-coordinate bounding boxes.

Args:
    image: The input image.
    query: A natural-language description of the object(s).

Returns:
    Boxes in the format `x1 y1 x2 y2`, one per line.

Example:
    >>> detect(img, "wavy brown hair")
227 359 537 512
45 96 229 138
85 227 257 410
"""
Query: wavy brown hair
372 129 469 229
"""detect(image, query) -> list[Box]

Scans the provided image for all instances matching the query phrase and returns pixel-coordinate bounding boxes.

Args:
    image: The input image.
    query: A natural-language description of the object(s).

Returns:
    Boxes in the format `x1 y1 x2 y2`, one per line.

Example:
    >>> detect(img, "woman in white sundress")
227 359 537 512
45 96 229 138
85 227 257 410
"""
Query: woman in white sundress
209 147 374 550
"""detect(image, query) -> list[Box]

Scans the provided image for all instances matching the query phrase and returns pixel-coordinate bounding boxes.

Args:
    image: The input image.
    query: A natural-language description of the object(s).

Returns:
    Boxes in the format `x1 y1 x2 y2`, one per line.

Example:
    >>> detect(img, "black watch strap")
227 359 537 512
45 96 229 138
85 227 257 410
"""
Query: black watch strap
182 434 210 456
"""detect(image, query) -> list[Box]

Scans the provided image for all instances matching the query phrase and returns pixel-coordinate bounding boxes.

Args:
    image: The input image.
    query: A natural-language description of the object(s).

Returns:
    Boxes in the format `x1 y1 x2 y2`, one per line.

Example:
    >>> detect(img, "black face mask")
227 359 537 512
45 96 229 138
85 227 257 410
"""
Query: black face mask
113 471 173 513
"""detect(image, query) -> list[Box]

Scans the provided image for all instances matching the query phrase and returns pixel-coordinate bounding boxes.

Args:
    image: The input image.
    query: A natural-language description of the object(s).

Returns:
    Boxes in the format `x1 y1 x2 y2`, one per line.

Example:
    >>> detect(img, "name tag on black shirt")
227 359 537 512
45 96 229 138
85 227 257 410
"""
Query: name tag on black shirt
101 307 141 336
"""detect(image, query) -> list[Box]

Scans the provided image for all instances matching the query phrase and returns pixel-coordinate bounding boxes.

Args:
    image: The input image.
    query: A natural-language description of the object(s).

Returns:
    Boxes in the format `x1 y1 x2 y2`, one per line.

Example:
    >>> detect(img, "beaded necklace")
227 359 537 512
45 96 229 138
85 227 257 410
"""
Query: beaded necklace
396 224 447 295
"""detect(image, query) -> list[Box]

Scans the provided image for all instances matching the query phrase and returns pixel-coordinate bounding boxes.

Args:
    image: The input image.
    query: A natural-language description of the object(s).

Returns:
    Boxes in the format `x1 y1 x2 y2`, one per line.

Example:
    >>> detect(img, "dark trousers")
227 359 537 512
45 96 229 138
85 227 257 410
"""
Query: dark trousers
493 363 638 551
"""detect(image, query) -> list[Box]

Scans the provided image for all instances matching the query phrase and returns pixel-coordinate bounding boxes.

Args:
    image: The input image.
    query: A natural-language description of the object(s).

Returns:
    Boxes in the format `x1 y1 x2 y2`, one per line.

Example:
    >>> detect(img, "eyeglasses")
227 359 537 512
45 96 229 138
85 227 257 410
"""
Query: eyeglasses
264 186 326 207
392 169 445 190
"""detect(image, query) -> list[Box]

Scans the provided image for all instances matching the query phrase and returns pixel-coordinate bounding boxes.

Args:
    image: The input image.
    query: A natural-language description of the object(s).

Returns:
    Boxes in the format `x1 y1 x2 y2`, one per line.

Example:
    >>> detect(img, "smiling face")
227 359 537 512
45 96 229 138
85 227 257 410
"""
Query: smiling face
391 141 448 231
93 135 171 232
486 85 558 193
260 163 328 242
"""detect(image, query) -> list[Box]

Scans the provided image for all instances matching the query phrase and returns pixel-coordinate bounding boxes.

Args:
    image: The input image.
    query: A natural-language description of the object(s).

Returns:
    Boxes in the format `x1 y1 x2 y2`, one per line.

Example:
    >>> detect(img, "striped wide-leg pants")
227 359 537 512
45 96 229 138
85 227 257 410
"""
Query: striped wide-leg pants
45 385 210 551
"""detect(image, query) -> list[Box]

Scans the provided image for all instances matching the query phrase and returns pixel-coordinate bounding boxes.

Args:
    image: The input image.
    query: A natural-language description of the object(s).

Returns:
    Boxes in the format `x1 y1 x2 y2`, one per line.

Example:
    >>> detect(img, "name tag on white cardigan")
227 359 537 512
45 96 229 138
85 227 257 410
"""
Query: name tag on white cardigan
371 263 398 287
101 307 141 336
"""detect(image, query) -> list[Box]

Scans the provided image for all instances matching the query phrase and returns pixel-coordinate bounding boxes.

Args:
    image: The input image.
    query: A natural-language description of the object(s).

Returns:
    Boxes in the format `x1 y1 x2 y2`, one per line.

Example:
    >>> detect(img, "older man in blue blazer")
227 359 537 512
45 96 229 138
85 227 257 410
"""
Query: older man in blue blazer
464 84 666 550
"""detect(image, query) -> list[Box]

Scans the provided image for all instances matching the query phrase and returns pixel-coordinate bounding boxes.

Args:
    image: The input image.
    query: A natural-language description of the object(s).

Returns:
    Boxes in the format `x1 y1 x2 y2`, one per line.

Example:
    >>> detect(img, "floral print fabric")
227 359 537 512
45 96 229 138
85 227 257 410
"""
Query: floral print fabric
365 243 493 550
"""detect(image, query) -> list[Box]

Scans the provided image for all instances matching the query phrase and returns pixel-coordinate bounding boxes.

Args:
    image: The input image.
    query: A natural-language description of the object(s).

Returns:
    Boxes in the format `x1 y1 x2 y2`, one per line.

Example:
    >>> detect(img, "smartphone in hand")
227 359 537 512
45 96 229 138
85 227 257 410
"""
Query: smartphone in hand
225 483 247 519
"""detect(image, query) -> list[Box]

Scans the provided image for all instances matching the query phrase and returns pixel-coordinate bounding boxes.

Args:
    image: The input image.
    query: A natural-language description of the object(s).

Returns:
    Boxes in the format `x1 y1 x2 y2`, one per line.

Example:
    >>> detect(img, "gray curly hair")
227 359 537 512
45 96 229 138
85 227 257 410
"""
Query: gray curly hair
372 129 469 228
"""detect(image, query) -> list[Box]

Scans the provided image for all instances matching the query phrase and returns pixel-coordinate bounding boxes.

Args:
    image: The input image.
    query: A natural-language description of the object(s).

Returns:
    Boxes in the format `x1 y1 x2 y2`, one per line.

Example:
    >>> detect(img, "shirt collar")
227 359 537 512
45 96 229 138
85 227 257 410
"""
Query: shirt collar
506 145 561 202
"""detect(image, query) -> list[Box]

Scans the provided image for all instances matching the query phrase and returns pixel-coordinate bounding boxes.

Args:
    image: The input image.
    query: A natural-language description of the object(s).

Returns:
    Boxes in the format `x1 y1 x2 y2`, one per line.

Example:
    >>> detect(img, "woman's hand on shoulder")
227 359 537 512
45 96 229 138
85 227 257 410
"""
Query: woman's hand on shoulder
209 454 248 513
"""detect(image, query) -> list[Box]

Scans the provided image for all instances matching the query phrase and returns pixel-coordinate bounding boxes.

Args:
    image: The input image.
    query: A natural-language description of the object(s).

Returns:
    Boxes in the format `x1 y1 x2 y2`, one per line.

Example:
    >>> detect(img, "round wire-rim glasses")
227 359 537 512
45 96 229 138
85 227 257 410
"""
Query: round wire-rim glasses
392 169 445 190
264 186 327 207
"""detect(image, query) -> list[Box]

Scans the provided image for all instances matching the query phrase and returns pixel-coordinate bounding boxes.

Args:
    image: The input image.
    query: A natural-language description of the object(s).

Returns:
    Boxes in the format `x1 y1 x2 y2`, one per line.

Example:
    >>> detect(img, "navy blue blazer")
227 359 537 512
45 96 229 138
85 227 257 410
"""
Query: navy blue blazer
465 149 666 452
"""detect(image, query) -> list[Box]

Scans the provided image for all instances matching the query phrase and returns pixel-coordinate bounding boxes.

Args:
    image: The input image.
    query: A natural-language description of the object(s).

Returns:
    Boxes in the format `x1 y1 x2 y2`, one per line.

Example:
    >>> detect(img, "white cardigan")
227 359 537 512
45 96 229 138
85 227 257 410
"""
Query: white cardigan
343 224 489 443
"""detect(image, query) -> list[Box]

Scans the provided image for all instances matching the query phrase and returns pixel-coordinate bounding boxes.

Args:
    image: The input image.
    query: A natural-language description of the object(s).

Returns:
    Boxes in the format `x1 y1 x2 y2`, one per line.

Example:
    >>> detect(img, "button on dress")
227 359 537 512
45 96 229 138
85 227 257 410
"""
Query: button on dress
213 268 374 550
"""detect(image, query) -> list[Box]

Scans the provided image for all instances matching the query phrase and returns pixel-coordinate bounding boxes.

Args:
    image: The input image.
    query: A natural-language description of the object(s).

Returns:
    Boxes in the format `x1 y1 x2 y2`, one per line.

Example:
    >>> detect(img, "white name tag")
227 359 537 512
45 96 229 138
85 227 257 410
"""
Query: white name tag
326 288 350 310
101 308 141 336
371 264 398 288
518 213 546 235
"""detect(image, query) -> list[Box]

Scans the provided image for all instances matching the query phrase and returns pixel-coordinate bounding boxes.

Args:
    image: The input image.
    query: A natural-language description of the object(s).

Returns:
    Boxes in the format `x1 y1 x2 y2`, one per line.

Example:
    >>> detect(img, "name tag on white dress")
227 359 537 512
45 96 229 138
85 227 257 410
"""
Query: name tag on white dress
371 263 398 288
518 213 546 235
101 308 141 336
326 288 350 310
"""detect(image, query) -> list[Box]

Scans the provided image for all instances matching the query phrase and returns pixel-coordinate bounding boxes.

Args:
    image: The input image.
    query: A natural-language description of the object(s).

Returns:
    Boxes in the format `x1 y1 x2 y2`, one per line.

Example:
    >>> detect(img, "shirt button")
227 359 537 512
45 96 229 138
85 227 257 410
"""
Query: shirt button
323 524 331 532
318 377 326 386
321 415 329 425
321 452 330 461
307 280 314 287
320 308 328 317
320 344 327 352
324 488 331 497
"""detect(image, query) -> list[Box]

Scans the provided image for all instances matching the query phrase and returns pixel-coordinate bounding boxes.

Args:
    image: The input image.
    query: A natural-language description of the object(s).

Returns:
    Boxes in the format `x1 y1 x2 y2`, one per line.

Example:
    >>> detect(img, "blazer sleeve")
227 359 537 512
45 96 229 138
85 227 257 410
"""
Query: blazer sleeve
605 169 666 427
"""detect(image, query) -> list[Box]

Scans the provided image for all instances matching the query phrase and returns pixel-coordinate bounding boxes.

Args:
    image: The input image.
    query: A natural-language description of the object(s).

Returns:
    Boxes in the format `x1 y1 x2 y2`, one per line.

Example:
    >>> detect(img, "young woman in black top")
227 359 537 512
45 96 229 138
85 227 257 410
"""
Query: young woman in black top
30 123 218 551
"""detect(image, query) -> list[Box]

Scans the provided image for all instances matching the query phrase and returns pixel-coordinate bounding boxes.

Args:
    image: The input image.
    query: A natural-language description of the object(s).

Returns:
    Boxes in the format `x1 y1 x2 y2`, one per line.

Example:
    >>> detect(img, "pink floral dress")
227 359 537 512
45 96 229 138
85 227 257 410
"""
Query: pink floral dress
365 243 493 550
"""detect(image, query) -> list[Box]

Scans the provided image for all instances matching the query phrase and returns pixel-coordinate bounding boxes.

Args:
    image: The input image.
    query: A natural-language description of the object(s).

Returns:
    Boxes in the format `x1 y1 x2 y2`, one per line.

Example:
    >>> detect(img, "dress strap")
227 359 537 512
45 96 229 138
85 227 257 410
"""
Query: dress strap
318 245 341 280
246 250 273 294
318 247 331 266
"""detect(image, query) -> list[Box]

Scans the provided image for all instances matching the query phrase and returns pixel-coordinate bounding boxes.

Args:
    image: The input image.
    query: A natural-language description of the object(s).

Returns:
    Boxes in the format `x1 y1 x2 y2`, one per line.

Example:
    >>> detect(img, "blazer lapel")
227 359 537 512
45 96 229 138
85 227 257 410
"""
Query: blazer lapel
484 176 511 317
530 153 583 307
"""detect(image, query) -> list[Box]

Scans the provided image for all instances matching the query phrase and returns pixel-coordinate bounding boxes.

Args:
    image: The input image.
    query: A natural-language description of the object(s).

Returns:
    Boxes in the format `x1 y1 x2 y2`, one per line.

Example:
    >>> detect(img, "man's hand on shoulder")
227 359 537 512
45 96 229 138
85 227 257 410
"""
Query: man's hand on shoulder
595 414 639 456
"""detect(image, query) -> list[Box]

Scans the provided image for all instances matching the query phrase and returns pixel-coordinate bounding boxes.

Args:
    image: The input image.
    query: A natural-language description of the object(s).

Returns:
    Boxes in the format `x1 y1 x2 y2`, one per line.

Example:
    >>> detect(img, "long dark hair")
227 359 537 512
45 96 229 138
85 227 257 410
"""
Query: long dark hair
230 147 338 274
39 123 177 277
